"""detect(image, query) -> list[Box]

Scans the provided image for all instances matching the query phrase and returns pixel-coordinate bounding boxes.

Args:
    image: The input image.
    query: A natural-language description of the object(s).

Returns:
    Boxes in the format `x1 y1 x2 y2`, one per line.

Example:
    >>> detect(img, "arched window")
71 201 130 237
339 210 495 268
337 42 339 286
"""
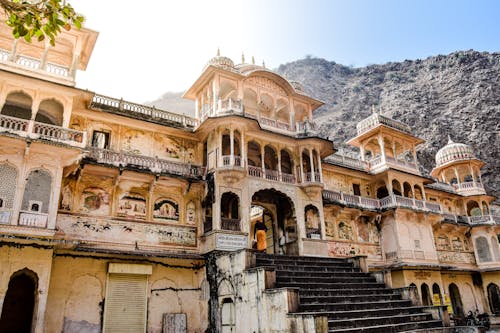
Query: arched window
475 236 492 262
305 205 320 238
421 283 432 306
392 179 402 195
491 236 500 261
22 169 51 214
467 201 481 216
449 283 464 317
36 98 64 125
482 201 489 215
221 298 235 332
414 185 423 200
280 149 294 177
376 186 389 199
1 91 32 120
432 283 443 305
247 141 261 168
487 283 500 314
403 182 413 198
221 192 240 231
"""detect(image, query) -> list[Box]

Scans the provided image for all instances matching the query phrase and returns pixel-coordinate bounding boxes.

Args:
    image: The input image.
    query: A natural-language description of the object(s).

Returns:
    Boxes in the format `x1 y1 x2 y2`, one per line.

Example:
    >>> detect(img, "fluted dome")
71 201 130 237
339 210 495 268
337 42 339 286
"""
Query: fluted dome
207 56 234 70
435 137 475 167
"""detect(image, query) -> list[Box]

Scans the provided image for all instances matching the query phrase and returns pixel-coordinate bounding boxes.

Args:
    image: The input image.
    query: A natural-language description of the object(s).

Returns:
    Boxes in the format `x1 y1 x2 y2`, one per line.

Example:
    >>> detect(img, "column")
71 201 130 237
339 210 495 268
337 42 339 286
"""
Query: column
40 43 50 70
195 98 199 120
9 39 18 61
453 167 461 185
308 148 315 182
277 149 282 181
299 150 304 183
411 145 417 164
212 80 219 115
378 135 386 163
261 145 265 178
47 166 63 229
240 131 246 168
70 53 80 79
469 165 476 185
360 144 366 161
230 128 234 165
317 151 323 183
392 142 397 160
218 129 223 167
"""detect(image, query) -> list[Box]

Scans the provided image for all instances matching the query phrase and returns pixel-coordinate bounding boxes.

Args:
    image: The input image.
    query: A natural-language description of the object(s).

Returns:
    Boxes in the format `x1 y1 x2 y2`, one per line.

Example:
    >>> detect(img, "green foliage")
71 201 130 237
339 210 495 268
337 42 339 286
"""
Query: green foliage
0 0 84 46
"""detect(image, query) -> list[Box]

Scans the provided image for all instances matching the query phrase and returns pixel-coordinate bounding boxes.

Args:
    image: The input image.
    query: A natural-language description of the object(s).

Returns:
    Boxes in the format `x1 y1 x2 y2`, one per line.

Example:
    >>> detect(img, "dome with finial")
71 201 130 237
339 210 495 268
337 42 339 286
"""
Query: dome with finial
435 136 476 167
206 48 234 70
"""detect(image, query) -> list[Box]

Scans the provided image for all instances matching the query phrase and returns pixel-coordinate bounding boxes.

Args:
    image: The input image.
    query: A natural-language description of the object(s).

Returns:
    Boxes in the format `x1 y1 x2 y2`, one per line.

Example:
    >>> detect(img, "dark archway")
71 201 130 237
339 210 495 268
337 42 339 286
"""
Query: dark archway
488 283 500 314
252 189 297 255
0 269 38 333
376 186 389 199
432 283 443 305
449 283 464 317
421 283 432 306
221 192 240 231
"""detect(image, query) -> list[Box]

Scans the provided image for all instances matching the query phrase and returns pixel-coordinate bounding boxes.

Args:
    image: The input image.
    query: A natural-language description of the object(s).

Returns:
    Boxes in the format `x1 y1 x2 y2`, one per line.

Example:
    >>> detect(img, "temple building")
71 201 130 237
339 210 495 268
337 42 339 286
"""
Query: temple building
0 20 499 333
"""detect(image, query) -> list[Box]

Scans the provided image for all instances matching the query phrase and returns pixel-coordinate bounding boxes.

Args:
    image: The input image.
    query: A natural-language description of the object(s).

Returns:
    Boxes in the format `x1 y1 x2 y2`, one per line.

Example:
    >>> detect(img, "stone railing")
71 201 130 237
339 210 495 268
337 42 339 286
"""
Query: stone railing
385 249 436 261
303 172 321 183
467 215 499 225
221 218 241 232
18 211 48 228
380 194 442 213
453 181 486 195
356 113 411 135
437 250 476 264
326 154 369 172
0 114 86 147
221 155 242 167
87 147 205 179
322 190 380 210
90 94 199 129
0 48 72 80
426 182 455 192
247 165 299 185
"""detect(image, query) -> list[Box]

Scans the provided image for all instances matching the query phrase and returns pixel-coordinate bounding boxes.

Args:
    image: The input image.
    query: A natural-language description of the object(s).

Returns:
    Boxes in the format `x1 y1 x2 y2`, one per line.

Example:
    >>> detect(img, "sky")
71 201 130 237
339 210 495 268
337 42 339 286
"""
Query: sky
74 0 500 103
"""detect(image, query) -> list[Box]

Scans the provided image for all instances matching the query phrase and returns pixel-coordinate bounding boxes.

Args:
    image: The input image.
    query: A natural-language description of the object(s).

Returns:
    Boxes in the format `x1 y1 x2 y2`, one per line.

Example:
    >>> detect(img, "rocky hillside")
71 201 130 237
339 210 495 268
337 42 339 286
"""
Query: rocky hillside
276 51 499 198
150 51 499 198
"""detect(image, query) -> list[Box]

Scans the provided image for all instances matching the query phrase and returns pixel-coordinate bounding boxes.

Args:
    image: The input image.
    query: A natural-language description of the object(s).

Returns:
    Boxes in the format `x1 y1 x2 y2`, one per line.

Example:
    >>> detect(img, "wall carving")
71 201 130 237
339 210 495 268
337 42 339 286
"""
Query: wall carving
117 192 146 219
80 187 110 216
328 241 382 259
154 199 179 221
57 214 197 247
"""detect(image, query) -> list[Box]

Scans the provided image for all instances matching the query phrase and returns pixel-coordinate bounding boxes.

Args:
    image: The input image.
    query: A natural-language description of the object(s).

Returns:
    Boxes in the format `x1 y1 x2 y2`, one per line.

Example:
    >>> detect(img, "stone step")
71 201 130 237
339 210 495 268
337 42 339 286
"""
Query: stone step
273 264 360 272
328 313 433 329
256 254 350 264
276 281 387 290
299 288 399 297
276 269 369 278
300 293 402 304
328 319 443 332
299 299 413 312
257 259 355 269
277 275 377 284
291 306 432 320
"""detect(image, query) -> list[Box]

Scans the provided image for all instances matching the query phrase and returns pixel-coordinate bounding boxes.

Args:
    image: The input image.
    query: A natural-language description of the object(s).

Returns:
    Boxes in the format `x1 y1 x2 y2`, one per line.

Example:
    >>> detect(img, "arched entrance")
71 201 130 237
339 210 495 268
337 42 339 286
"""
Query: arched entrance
449 283 464 317
421 283 432 306
0 269 38 333
251 189 297 255
488 283 500 314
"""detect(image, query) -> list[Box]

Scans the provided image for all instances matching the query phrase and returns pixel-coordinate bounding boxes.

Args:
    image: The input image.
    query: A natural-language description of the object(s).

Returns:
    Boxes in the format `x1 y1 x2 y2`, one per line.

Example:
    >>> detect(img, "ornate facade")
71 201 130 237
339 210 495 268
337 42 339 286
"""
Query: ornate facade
0 22 498 333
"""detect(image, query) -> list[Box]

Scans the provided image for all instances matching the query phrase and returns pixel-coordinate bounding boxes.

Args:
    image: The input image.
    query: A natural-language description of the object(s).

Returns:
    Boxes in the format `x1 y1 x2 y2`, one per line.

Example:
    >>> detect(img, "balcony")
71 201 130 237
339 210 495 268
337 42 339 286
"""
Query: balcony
440 214 499 226
356 113 412 136
87 147 206 179
322 190 380 210
247 166 297 184
0 48 74 85
326 154 369 172
90 94 199 129
326 153 419 175
18 211 48 228
380 194 442 213
0 114 86 147
200 98 319 137
452 181 486 196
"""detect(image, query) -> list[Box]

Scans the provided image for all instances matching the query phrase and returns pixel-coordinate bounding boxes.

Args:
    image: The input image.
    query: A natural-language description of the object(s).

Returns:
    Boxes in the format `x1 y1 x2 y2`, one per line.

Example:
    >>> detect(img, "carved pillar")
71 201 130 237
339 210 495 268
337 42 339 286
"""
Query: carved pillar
277 149 282 180
412 145 417 164
360 144 366 161
317 150 323 183
378 135 386 163
230 128 234 165
70 53 80 79
392 141 397 160
469 164 476 185
453 167 461 185
9 39 18 61
308 148 315 182
40 43 50 70
241 131 246 168
47 166 63 229
261 145 265 177
195 98 199 120
299 150 304 183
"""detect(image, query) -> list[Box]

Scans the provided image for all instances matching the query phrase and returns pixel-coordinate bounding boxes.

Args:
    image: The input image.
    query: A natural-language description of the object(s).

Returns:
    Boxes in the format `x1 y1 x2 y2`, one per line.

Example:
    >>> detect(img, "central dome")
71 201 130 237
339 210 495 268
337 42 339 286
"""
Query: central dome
435 137 475 167
206 56 234 70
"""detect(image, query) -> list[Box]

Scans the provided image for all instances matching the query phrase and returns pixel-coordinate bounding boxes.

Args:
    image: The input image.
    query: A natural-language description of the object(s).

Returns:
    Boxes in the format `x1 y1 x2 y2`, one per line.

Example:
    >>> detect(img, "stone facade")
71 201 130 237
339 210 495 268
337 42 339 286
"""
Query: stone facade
0 21 498 333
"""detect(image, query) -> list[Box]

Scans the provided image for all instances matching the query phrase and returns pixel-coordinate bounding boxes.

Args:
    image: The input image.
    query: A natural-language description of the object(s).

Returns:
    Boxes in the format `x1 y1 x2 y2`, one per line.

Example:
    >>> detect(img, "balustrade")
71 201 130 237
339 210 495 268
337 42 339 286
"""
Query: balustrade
356 113 411 135
281 173 296 184
247 165 262 178
222 155 231 166
327 154 369 171
221 218 241 232
0 48 71 80
88 148 205 178
18 211 48 228
265 169 279 181
0 114 28 132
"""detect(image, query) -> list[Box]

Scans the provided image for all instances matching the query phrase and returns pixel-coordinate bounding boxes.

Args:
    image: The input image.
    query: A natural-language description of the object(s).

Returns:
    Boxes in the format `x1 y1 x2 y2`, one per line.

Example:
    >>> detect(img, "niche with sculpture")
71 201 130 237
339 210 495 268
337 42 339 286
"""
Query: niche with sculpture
117 192 147 219
154 199 179 222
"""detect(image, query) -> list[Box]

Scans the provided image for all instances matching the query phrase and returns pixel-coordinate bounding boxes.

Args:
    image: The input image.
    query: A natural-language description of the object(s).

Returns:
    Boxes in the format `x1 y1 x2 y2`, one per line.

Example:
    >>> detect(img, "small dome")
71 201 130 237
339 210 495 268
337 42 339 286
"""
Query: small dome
289 80 305 92
435 137 475 167
207 56 234 70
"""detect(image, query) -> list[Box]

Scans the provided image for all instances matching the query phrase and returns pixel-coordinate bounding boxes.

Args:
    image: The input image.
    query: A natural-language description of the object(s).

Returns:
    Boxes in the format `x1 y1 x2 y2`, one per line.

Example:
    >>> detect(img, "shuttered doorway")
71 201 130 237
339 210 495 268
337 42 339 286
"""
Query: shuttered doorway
103 273 148 333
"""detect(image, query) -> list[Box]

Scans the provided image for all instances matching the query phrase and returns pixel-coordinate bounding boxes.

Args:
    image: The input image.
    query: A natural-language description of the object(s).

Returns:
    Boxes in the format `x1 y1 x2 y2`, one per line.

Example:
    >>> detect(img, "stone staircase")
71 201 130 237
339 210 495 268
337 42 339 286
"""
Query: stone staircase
255 253 444 332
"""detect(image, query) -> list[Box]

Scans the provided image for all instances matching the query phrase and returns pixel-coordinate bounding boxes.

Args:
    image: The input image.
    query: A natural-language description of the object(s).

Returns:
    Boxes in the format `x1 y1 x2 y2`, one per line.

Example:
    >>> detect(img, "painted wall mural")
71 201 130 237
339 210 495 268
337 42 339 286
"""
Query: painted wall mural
154 199 179 221
338 221 353 240
156 134 197 163
117 192 147 219
122 130 148 155
81 187 110 215
186 201 196 224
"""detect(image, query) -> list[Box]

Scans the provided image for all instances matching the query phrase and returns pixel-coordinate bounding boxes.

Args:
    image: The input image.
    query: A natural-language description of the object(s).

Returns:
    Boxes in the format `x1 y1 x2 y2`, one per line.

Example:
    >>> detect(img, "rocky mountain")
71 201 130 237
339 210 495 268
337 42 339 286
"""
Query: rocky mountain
149 50 499 198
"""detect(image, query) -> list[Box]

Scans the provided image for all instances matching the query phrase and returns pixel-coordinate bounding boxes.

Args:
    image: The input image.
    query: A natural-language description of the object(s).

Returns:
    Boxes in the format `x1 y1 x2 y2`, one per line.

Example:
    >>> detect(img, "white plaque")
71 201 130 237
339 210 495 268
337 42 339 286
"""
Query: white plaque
215 233 247 251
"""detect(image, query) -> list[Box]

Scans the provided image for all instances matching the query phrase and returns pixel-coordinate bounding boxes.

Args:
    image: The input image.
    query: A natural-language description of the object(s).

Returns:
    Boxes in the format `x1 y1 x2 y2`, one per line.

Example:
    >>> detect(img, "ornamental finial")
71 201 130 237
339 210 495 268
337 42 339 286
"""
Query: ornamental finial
262 60 266 68
216 47 220 56
241 52 245 63
371 104 377 114
447 135 454 144
252 56 255 65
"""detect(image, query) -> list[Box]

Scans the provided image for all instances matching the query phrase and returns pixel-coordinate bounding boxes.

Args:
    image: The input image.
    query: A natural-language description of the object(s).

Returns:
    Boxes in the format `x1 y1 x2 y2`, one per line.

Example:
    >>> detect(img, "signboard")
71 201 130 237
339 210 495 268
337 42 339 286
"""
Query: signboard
432 293 441 306
444 294 453 314
216 233 247 251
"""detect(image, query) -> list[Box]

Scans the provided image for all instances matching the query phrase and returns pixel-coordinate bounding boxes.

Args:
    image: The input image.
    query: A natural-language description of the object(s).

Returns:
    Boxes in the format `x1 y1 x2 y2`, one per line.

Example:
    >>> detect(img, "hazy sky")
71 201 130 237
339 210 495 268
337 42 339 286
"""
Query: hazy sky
74 0 500 103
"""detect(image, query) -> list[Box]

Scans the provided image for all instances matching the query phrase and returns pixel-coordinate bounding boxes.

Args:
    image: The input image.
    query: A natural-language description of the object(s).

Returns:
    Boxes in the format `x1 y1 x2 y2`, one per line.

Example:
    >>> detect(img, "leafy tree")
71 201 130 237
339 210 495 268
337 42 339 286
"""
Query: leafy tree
0 0 84 46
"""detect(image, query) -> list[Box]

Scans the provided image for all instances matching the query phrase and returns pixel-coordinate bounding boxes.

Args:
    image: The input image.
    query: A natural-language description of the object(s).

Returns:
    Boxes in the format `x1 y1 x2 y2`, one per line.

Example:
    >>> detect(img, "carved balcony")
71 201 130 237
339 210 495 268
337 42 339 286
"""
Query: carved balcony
18 211 48 228
322 190 380 210
452 181 486 196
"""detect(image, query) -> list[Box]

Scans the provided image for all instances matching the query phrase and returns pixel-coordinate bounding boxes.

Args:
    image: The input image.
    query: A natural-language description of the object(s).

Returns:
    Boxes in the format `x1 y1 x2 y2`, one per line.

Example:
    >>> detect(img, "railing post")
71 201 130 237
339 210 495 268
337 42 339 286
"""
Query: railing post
26 119 35 137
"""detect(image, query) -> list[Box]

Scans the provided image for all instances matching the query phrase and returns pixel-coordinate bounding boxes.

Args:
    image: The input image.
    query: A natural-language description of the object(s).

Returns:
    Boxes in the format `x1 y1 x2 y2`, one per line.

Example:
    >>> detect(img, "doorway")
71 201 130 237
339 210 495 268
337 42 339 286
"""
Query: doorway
449 283 464 317
0 269 38 333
